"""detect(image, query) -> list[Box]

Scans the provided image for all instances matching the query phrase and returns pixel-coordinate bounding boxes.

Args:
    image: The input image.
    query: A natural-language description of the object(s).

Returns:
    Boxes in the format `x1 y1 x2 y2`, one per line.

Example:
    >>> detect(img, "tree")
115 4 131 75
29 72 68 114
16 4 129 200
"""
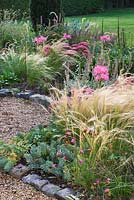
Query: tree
30 0 63 31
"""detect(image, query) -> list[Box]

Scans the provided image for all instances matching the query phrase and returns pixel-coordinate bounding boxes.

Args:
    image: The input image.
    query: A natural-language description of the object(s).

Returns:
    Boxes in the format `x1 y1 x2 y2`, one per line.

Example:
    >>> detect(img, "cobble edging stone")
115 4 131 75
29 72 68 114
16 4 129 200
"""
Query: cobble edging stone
41 184 61 197
0 88 13 97
55 188 76 200
0 88 53 109
9 164 30 179
20 168 77 199
8 164 79 200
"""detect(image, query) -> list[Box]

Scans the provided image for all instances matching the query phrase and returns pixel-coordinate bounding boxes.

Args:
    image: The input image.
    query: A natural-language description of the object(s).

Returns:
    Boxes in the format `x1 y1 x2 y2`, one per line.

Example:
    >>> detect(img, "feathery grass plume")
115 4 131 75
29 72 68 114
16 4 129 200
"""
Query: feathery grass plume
51 76 134 195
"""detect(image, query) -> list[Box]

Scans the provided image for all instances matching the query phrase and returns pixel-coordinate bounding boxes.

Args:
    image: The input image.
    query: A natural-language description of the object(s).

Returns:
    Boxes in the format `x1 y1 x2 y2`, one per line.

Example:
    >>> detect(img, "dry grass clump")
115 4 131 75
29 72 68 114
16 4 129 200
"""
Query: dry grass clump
52 76 134 128
52 77 134 191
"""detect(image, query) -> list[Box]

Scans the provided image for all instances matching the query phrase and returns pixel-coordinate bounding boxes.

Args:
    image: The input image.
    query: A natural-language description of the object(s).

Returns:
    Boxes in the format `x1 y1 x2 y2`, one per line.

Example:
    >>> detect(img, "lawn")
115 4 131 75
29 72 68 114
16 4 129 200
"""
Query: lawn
67 8 134 42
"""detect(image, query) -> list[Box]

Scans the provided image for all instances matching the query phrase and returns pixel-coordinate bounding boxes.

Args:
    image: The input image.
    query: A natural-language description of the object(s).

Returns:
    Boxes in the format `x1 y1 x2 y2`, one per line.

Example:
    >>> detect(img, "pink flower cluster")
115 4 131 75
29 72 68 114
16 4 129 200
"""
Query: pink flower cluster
81 88 94 95
64 41 90 57
70 87 94 96
79 159 84 164
71 42 89 57
71 138 76 144
104 188 110 194
33 36 47 44
63 33 72 40
100 35 111 42
93 65 109 81
43 45 52 56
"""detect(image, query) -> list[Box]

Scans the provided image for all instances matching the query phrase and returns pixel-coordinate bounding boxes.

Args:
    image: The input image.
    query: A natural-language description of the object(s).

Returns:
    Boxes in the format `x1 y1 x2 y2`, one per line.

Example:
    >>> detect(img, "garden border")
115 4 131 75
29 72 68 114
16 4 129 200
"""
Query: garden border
0 88 53 109
0 88 79 200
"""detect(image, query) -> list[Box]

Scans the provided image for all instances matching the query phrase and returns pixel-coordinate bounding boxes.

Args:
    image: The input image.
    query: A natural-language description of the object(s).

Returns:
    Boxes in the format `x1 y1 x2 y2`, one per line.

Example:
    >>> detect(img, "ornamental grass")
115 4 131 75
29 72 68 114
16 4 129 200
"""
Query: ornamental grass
51 77 134 197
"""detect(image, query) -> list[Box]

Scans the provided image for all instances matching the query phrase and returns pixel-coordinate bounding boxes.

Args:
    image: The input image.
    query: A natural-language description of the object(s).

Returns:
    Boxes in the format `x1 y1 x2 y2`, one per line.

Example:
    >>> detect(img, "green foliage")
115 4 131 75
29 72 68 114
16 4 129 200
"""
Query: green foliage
64 19 98 43
44 51 64 79
0 46 64 89
0 124 74 180
0 0 29 19
24 141 74 179
0 72 18 88
0 133 30 171
0 21 34 49
0 156 15 172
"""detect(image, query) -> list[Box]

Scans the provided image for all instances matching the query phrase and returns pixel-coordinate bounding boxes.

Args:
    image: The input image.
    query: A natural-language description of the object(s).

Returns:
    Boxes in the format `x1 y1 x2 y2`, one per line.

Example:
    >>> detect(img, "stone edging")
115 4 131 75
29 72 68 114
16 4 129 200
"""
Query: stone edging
9 164 78 200
0 88 53 109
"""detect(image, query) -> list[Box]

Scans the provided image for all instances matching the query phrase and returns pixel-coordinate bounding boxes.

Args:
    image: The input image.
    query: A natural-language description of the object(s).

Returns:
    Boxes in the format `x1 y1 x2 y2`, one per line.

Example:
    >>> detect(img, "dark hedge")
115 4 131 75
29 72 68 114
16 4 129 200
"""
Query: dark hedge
63 0 104 16
0 0 29 13
0 0 104 17
30 0 63 31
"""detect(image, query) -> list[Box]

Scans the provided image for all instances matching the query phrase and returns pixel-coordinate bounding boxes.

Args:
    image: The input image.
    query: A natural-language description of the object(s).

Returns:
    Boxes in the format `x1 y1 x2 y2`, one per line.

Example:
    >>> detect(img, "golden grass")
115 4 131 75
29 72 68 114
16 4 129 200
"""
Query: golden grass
52 77 134 170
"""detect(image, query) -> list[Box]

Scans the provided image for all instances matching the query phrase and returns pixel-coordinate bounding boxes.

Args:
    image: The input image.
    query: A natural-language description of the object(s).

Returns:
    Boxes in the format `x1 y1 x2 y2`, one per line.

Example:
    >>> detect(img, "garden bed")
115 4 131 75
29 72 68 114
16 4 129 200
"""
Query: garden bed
0 10 134 199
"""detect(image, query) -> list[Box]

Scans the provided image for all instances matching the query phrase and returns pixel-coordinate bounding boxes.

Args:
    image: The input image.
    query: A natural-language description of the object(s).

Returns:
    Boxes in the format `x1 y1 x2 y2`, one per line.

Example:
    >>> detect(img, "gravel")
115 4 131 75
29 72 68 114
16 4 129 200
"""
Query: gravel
0 97 56 200
0 97 49 142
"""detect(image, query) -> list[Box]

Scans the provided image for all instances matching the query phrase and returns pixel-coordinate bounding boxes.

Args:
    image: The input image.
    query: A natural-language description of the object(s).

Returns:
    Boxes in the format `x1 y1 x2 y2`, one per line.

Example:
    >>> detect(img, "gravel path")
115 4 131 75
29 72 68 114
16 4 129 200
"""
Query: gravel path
0 97 49 142
0 97 56 200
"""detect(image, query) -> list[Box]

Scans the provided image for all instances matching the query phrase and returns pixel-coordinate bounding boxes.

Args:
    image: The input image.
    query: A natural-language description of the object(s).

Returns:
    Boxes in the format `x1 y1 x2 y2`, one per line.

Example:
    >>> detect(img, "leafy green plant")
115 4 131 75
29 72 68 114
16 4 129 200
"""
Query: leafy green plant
24 141 74 179
0 124 75 181
0 133 30 172
0 71 18 88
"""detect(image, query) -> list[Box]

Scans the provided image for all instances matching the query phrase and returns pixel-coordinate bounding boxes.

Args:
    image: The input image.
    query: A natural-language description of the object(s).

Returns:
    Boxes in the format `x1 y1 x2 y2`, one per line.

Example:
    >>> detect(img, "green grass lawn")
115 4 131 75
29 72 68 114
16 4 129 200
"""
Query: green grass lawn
67 8 134 39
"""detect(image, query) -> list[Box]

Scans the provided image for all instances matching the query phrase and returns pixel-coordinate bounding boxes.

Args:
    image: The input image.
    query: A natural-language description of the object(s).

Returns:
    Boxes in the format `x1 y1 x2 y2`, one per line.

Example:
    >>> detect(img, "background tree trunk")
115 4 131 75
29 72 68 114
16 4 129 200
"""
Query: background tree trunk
30 0 63 32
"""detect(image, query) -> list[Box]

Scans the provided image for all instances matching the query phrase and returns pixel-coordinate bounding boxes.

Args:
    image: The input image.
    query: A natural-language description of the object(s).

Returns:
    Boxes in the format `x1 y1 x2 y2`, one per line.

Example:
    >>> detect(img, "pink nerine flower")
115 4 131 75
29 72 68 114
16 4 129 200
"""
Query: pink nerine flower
106 178 111 181
104 188 110 193
79 159 84 164
33 36 47 44
53 163 58 168
43 45 52 56
56 151 62 157
71 138 76 144
82 88 94 95
79 41 90 47
79 149 84 154
100 35 111 42
63 33 72 40
96 179 101 184
63 155 67 160
66 131 72 136
93 65 109 81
